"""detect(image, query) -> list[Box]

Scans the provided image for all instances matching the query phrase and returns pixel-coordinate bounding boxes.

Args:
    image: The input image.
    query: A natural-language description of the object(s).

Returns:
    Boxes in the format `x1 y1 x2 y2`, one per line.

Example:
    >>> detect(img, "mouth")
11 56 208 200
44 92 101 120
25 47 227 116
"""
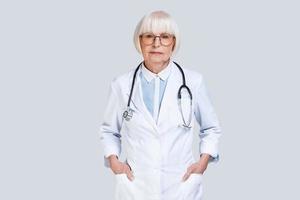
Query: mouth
149 51 163 55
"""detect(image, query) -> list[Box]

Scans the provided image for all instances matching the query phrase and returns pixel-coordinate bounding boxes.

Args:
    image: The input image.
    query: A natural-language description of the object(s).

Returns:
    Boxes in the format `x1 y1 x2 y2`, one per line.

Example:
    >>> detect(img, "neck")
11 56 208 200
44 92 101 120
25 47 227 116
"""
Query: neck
144 59 170 74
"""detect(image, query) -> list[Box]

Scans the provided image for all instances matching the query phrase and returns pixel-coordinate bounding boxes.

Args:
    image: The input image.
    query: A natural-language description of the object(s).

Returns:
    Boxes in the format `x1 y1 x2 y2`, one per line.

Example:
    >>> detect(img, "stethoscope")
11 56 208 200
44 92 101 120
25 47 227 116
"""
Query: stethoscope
122 61 193 128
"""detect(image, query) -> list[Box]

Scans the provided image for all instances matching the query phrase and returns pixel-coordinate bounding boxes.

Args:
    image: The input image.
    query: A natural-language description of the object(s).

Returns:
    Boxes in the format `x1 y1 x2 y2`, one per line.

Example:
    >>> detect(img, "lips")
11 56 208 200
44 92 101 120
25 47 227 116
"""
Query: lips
149 51 163 54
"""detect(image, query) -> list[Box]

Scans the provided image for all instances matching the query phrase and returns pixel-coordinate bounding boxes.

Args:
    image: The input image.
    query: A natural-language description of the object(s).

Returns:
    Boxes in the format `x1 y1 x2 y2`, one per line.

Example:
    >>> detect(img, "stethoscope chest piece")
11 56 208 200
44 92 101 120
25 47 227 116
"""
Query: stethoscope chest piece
123 107 133 121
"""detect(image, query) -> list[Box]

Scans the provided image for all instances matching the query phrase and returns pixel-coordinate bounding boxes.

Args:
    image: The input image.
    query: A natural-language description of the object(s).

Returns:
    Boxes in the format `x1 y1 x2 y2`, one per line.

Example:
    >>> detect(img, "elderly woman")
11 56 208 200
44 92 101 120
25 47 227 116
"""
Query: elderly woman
100 10 222 200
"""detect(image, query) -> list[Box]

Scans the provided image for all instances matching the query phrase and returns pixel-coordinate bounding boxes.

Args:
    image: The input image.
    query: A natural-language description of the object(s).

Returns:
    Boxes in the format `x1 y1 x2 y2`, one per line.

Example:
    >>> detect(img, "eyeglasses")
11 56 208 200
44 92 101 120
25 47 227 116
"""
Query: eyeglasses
139 32 175 46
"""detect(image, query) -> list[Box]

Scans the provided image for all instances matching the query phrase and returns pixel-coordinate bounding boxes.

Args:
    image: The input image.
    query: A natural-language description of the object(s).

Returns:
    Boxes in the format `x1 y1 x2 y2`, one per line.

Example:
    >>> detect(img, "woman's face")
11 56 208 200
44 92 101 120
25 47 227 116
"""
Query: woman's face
139 32 175 64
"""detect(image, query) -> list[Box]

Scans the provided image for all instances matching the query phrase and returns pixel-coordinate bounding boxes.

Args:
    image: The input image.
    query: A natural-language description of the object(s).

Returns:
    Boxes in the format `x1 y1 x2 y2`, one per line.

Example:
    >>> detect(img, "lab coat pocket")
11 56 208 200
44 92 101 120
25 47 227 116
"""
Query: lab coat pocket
115 172 153 200
178 173 203 199
189 173 203 184
115 173 128 183
114 173 134 200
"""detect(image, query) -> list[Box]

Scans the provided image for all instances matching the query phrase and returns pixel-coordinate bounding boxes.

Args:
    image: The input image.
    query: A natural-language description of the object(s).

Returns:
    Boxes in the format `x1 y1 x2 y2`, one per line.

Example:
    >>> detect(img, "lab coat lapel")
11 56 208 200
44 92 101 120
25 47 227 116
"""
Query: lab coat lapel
126 72 159 134
157 64 181 127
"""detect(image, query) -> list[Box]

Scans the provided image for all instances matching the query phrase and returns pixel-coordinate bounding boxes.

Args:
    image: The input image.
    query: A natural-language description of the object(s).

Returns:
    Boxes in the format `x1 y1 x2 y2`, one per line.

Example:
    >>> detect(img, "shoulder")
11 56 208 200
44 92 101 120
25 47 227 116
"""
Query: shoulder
172 62 205 87
182 67 203 81
110 66 137 92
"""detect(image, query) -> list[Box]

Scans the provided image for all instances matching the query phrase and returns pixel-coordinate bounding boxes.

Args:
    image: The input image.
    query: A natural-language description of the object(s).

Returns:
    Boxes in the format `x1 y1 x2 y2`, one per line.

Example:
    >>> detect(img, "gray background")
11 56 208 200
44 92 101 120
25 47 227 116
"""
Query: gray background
1 0 299 199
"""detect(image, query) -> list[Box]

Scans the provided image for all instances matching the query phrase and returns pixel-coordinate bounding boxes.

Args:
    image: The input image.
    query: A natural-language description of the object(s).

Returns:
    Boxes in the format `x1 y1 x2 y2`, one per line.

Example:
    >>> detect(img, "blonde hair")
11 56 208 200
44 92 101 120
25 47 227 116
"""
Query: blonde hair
133 10 180 55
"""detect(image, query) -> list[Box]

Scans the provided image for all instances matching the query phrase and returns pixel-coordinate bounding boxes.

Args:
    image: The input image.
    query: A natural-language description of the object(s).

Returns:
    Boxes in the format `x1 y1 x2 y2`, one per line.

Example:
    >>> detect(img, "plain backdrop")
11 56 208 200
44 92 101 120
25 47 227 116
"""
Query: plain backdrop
1 0 299 199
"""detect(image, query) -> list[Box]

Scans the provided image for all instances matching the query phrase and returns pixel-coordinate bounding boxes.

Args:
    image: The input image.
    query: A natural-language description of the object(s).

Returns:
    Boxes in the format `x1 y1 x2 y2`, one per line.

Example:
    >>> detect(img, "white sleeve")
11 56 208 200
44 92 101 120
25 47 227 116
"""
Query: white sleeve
194 75 222 164
99 80 124 168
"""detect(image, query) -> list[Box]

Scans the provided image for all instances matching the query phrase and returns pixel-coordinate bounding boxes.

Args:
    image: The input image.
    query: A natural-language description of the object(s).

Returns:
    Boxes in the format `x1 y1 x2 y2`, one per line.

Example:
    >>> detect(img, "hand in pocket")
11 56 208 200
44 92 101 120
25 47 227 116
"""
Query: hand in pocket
111 159 134 181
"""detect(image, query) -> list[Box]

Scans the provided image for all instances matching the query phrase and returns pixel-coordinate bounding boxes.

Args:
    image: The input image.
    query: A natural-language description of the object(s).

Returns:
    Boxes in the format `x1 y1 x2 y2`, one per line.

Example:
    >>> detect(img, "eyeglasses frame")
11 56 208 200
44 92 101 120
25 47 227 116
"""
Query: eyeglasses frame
139 32 175 46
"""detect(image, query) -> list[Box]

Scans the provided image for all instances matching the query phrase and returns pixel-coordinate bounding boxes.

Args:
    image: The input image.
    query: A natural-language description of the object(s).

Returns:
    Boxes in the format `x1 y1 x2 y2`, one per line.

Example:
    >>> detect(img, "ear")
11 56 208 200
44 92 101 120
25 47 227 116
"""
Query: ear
138 37 143 54
172 38 176 51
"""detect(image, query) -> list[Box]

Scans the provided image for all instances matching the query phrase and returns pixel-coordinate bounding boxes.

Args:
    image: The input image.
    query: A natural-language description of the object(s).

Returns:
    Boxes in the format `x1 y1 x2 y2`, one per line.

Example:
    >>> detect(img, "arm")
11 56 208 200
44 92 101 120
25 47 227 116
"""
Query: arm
194 75 222 164
99 80 124 168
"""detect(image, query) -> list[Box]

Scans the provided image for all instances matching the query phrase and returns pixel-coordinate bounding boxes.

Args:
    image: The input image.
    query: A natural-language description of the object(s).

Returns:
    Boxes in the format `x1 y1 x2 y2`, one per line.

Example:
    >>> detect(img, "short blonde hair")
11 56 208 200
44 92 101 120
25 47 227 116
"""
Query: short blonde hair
133 10 180 55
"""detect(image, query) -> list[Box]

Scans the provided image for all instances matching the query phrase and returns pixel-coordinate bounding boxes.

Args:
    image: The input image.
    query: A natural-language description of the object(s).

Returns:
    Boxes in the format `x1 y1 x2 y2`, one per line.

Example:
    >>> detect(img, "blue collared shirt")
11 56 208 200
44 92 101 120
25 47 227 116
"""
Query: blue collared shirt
139 61 173 120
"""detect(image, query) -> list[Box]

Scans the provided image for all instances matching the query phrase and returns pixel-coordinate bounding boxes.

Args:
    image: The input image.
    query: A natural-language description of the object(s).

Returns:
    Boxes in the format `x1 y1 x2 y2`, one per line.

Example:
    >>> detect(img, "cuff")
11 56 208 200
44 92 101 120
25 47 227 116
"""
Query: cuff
200 153 219 164
103 154 119 168
199 142 220 164
103 148 121 168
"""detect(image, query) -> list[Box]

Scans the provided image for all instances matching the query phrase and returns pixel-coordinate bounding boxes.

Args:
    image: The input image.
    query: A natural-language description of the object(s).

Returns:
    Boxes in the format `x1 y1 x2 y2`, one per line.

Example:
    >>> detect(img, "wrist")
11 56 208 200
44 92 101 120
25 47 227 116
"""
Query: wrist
200 153 210 161
198 154 210 166
108 155 119 163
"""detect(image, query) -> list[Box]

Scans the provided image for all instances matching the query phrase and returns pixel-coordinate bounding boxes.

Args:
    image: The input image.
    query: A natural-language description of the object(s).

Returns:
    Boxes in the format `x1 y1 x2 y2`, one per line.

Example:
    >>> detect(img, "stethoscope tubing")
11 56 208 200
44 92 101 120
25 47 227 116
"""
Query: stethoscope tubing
124 61 193 128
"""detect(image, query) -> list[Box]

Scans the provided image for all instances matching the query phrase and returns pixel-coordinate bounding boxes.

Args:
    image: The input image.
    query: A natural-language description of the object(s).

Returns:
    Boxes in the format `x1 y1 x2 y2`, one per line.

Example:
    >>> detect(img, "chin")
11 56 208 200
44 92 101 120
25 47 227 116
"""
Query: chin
149 56 165 63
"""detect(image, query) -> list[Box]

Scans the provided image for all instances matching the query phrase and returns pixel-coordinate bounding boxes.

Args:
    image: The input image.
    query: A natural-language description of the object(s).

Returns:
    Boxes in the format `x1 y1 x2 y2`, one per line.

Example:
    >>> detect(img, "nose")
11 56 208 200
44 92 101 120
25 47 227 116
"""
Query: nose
153 36 161 47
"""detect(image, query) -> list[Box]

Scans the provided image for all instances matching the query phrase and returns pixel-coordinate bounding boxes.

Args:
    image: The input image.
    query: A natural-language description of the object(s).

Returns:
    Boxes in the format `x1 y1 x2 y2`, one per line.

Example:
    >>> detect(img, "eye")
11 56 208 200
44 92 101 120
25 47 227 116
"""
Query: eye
161 33 172 39
144 33 154 38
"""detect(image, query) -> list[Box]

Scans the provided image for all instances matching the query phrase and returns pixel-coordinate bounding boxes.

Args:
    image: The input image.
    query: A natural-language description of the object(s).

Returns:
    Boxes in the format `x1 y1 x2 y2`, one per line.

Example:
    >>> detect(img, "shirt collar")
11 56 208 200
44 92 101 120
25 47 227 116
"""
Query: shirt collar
141 60 173 83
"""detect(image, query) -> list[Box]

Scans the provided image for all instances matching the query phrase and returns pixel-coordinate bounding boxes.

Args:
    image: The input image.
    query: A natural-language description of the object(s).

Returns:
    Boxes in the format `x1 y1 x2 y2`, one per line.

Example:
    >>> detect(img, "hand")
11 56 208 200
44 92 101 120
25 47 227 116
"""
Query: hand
108 155 134 181
182 154 210 182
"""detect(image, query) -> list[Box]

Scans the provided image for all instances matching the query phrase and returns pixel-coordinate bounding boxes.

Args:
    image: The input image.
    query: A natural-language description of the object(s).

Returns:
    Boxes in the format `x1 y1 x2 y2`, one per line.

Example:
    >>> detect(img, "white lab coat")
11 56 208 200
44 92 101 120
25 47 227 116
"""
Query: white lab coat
100 62 222 200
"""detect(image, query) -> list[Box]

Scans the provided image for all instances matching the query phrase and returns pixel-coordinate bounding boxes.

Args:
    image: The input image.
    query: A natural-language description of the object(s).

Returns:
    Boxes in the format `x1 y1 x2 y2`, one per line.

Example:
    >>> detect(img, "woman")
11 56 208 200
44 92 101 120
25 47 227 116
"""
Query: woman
100 10 222 200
